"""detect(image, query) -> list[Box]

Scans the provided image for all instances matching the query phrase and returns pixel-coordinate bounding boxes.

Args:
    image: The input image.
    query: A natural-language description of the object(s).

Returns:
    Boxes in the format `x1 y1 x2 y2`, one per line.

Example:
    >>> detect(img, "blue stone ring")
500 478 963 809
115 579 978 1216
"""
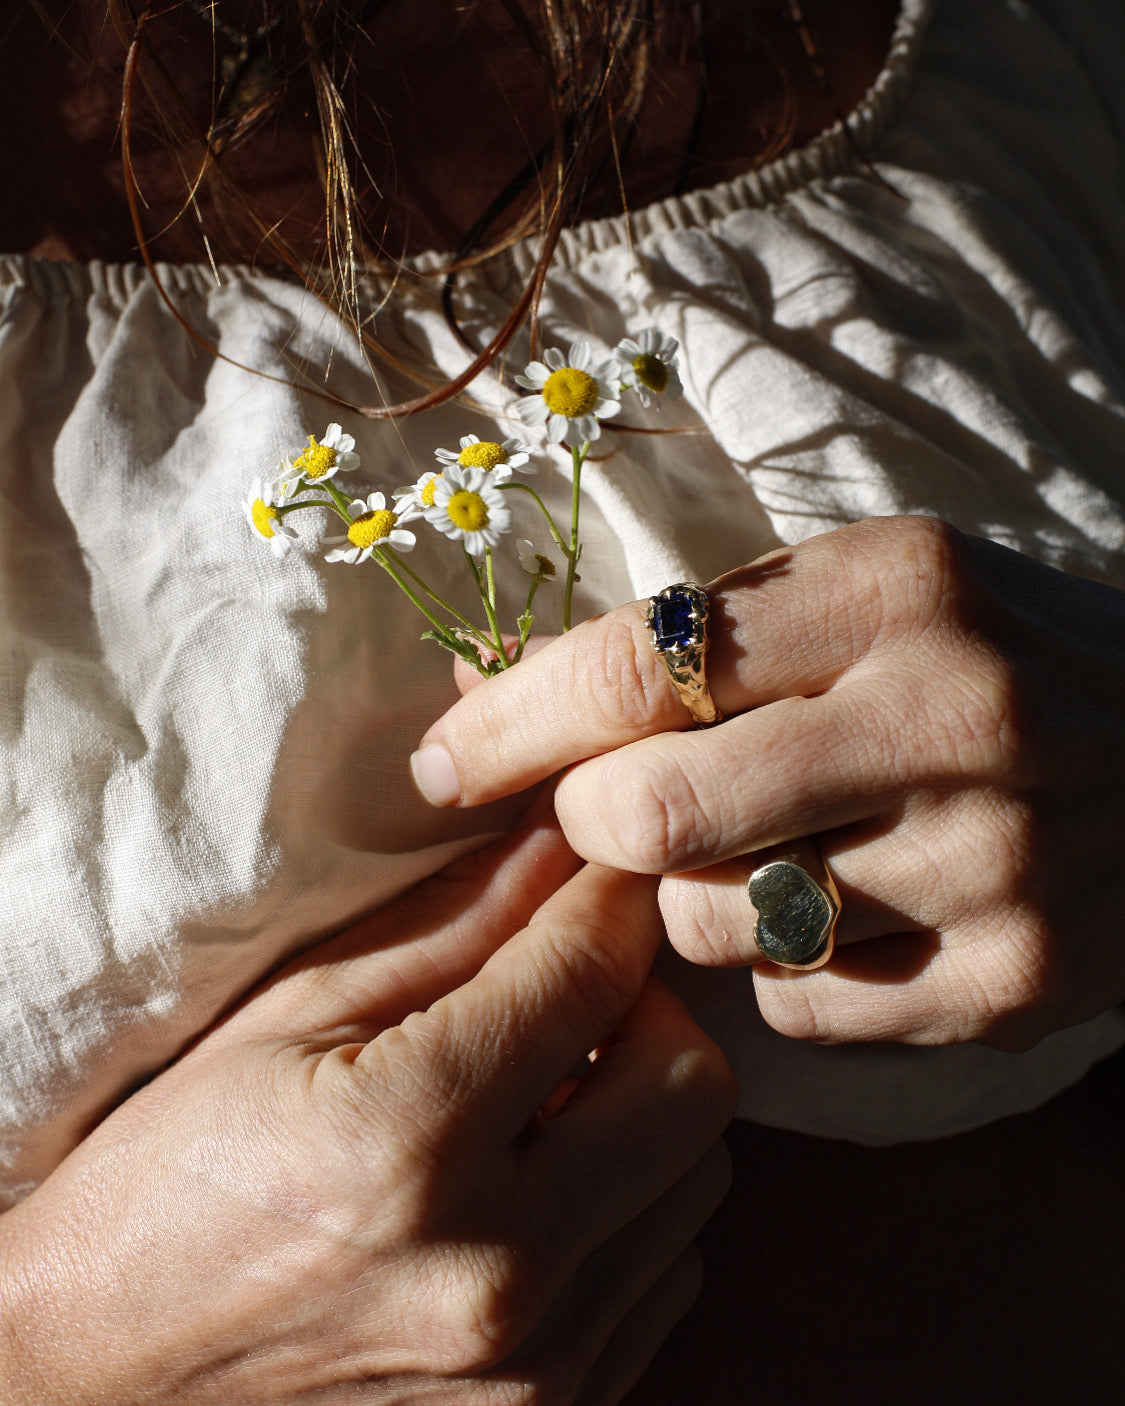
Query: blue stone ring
645 583 723 727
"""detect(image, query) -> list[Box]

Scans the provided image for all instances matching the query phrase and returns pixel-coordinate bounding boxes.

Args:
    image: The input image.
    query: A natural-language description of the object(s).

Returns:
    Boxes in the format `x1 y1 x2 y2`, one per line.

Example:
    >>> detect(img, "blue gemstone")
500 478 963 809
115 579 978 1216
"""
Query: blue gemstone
652 592 696 650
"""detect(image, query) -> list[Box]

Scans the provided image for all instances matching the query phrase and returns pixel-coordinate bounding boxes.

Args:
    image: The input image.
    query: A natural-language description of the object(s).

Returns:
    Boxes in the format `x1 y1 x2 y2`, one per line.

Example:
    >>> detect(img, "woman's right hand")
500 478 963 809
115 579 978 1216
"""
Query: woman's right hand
0 814 737 1405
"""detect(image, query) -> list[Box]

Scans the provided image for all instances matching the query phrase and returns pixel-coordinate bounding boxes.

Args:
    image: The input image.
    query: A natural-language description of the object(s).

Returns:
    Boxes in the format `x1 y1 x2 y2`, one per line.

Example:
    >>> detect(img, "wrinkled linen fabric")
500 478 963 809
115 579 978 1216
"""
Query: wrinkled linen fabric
3 0 1125 1204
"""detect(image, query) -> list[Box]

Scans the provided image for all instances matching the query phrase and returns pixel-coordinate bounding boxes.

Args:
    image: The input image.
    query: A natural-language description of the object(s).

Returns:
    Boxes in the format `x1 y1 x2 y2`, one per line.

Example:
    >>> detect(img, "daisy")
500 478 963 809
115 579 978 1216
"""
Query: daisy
286 422 360 485
613 328 683 408
393 469 444 513
272 461 305 502
517 539 556 580
514 341 621 446
434 434 533 483
324 493 419 565
243 477 299 557
424 464 511 557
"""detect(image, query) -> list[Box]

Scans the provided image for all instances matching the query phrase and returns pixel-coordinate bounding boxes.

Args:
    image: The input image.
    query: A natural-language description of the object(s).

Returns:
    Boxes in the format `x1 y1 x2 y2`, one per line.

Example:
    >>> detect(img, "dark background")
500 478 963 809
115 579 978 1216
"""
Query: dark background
627 1041 1125 1405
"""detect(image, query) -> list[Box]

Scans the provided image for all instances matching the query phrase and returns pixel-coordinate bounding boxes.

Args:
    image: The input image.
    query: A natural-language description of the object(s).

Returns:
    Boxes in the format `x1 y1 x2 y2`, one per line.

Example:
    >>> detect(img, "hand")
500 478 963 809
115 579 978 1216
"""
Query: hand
410 516 1125 1050
0 815 737 1405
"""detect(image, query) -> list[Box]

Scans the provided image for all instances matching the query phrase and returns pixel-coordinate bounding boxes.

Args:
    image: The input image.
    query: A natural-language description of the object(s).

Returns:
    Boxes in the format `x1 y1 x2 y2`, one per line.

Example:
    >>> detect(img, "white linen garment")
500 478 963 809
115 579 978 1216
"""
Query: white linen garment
3 0 1125 1205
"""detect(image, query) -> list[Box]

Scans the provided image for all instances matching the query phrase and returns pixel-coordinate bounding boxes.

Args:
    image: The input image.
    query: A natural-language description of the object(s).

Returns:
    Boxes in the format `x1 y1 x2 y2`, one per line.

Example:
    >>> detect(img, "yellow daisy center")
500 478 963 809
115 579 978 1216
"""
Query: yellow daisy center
542 367 599 418
446 489 490 533
458 440 507 471
633 352 669 394
294 435 339 480
421 474 442 507
347 508 396 548
251 498 278 538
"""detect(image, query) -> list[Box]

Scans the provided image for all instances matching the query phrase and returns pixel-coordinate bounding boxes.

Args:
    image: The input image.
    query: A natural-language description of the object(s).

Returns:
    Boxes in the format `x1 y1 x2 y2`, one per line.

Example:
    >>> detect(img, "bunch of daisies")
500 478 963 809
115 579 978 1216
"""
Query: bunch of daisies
243 329 682 675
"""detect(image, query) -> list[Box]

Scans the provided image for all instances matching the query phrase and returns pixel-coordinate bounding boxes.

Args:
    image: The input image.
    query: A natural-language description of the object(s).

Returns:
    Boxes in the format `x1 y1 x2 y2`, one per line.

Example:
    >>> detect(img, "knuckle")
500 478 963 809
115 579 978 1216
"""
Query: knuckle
848 515 966 645
424 1247 542 1376
587 608 683 736
591 747 721 872
672 1039 741 1127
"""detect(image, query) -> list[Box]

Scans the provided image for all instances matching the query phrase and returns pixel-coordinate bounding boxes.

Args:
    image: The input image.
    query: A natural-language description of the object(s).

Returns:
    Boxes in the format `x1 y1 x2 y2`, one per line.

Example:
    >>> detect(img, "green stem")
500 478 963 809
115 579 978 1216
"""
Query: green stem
275 498 335 516
485 547 498 611
512 576 542 663
385 550 492 643
562 441 588 632
498 482 570 558
372 548 465 645
466 549 509 669
322 478 357 524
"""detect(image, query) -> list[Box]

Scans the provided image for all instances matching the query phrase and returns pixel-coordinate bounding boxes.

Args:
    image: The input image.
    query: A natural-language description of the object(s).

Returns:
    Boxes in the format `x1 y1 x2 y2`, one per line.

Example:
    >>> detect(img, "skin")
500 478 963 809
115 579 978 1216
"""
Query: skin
3 4 1069 1396
417 515 1125 1051
0 814 737 1403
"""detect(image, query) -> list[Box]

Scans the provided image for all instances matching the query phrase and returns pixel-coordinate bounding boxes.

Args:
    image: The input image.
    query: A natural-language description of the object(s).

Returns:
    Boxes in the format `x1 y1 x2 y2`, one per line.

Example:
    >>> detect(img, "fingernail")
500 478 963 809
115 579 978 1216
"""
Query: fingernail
410 743 461 807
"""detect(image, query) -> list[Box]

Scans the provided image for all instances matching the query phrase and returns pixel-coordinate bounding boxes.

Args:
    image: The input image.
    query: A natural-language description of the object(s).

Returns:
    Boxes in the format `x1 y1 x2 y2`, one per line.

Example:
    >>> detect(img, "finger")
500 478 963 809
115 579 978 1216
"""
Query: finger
750 932 966 1045
659 840 914 968
411 517 961 807
529 978 737 1240
511 1141 730 1404
750 897 1050 1046
570 1248 704 1406
550 678 920 874
231 805 581 1041
357 865 671 1133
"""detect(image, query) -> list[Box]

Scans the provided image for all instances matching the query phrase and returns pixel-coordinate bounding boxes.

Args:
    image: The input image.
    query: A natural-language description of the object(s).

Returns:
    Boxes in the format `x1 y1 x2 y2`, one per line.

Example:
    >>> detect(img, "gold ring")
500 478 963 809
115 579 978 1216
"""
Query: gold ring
645 583 723 727
747 842 841 970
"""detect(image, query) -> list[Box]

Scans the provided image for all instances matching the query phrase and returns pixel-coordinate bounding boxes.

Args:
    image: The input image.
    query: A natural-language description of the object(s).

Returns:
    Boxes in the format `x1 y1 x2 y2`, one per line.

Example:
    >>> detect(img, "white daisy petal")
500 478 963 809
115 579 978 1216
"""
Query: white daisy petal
516 397 552 429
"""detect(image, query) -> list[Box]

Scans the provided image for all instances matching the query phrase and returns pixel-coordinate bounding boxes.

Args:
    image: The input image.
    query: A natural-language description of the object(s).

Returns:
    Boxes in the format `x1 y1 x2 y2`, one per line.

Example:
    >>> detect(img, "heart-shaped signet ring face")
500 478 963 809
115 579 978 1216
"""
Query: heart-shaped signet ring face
747 854 840 970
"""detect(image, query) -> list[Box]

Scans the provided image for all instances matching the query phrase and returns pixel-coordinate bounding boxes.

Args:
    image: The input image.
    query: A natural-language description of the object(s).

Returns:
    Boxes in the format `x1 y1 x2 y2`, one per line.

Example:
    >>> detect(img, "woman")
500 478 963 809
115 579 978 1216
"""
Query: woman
0 0 1122 1398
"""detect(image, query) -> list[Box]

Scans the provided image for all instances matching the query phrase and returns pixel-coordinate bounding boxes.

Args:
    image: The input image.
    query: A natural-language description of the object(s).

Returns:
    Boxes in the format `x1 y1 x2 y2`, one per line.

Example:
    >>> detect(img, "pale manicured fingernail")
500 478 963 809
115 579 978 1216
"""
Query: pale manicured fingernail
410 743 461 807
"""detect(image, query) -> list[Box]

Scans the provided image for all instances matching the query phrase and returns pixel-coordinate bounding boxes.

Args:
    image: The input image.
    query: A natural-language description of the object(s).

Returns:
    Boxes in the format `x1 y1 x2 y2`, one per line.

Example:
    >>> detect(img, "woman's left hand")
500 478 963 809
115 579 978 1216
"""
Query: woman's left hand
410 515 1125 1050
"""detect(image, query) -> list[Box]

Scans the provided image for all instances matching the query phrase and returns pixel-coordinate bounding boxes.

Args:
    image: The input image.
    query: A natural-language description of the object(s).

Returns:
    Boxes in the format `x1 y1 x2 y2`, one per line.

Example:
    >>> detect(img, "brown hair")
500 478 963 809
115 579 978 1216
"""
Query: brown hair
51 2 823 418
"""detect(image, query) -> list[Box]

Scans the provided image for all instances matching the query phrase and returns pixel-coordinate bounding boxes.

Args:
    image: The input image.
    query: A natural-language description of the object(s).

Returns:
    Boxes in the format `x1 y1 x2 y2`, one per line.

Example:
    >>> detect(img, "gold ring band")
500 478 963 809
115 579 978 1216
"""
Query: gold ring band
747 841 841 970
645 583 723 727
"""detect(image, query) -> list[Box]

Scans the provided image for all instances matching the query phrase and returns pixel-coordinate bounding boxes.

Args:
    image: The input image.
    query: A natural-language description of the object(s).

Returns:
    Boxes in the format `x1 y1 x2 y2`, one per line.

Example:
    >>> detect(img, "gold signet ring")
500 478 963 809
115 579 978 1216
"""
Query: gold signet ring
645 583 723 727
747 842 841 970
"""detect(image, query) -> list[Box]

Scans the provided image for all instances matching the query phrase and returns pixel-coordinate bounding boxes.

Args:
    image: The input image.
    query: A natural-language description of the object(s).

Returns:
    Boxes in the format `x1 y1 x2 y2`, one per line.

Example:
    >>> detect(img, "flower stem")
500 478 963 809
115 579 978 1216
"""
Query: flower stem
276 498 335 516
485 547 498 611
322 479 356 524
373 548 466 646
386 550 492 643
498 482 569 558
562 442 588 632
513 577 542 663
466 549 509 669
